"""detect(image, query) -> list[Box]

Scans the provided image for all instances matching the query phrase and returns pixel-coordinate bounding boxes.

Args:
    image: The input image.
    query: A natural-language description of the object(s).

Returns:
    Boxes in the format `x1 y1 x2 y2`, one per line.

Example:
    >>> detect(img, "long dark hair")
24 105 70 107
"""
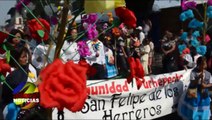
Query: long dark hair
6 29 24 44
196 56 207 70
9 46 30 68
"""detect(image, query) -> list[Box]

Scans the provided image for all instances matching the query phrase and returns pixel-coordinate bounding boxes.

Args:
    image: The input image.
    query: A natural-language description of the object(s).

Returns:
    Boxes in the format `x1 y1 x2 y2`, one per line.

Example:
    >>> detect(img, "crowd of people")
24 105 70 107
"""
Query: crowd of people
0 16 212 119
0 18 155 119
160 29 212 74
3 19 212 82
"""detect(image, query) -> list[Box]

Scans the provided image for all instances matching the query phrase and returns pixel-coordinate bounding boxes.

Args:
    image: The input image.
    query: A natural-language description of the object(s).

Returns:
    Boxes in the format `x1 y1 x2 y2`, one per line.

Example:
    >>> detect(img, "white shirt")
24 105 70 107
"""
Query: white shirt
85 40 106 65
139 32 145 44
194 54 202 64
141 45 150 61
61 41 80 63
183 54 194 68
190 70 212 84
27 64 37 83
32 44 65 69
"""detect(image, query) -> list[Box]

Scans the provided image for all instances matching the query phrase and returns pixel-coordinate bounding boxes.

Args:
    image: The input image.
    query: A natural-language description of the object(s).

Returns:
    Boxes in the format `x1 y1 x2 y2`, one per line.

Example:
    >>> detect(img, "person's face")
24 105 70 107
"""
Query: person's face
70 29 77 40
19 51 28 66
198 60 207 70
12 33 21 45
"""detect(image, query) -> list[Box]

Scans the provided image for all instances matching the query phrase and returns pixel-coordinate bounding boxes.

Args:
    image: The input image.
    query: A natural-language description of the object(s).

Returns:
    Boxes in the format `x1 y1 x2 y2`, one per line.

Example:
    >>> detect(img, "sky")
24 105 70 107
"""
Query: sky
0 1 16 26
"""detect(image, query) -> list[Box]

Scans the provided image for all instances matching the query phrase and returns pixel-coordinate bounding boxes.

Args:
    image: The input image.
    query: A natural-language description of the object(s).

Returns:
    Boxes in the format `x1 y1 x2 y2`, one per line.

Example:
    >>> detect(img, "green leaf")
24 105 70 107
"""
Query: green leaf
0 74 5 82
6 51 10 63
2 43 13 51
2 44 11 63
2 44 8 51
37 30 45 38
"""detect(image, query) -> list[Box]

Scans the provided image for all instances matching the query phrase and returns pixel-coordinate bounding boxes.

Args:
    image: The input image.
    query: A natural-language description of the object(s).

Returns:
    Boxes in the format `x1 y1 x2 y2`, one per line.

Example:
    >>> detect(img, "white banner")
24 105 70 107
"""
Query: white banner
53 70 192 120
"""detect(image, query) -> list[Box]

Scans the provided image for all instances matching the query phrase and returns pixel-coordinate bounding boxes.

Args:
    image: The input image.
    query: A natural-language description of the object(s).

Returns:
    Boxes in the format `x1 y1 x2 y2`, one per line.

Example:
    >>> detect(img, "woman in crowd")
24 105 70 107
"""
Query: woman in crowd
61 28 80 63
104 45 117 79
2 46 37 120
140 38 150 75
102 35 118 79
85 31 106 80
142 19 152 37
32 39 65 72
113 27 129 77
148 38 154 74
6 29 25 49
178 57 212 120
161 32 178 73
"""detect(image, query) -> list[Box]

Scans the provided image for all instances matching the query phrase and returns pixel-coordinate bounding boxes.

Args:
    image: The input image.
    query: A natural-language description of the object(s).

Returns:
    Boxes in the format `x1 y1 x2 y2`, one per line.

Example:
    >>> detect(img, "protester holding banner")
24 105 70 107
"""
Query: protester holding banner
178 57 212 120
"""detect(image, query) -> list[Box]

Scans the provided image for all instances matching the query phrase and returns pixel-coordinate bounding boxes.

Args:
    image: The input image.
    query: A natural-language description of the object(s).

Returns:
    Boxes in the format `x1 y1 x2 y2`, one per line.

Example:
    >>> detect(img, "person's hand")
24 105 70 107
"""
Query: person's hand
202 83 208 89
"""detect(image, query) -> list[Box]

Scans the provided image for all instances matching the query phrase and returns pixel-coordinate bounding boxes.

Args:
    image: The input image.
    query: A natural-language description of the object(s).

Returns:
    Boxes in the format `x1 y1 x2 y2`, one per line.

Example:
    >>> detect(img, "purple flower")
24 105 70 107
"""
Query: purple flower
77 41 91 57
87 24 98 40
181 0 197 11
16 0 31 11
88 13 98 24
208 0 212 6
82 13 98 24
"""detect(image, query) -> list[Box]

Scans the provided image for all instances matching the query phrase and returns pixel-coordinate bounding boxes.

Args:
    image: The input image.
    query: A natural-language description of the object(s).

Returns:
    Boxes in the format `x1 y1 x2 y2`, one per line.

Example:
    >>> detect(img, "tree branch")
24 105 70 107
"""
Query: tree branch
54 0 69 59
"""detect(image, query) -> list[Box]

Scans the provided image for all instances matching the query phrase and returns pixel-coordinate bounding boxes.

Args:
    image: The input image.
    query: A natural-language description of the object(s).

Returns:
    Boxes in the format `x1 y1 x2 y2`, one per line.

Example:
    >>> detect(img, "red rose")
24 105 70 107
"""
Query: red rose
0 59 11 77
39 59 88 112
78 60 97 79
0 32 8 54
0 31 8 44
115 7 137 28
27 18 50 42
127 57 144 89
